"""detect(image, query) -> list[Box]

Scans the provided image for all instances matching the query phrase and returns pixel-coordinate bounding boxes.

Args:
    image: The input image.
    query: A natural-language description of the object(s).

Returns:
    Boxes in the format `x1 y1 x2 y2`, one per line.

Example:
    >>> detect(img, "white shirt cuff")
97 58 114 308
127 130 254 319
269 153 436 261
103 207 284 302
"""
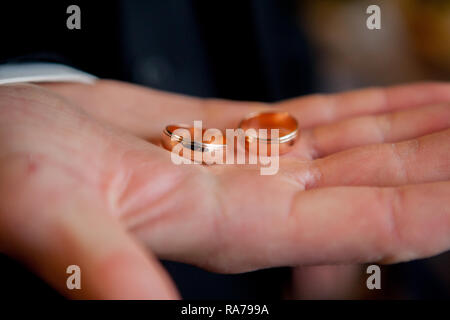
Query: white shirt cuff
0 62 97 85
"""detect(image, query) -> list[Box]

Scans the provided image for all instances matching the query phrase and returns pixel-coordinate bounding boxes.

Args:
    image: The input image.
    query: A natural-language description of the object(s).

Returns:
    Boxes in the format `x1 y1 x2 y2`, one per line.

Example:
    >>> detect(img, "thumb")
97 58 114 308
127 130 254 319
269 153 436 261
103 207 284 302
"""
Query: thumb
0 156 179 299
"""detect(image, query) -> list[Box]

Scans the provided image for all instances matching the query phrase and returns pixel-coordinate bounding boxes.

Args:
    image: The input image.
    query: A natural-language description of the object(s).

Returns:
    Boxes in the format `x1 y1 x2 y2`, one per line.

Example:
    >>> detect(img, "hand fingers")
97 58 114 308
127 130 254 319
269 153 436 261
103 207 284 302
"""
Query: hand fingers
305 129 450 188
127 160 450 272
218 181 450 270
294 103 450 159
278 82 450 129
42 81 450 148
120 129 449 272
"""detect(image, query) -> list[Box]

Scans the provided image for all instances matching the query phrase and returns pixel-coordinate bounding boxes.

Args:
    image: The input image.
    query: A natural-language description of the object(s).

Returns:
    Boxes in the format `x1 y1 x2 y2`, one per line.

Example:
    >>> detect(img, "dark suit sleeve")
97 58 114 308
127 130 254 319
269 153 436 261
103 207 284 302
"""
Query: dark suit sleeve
0 1 124 78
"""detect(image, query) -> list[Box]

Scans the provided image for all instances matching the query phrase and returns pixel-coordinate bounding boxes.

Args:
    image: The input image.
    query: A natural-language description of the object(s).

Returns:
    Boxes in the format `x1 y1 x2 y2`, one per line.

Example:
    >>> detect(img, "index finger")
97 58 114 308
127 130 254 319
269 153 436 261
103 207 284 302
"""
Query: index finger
41 81 450 143
278 82 450 128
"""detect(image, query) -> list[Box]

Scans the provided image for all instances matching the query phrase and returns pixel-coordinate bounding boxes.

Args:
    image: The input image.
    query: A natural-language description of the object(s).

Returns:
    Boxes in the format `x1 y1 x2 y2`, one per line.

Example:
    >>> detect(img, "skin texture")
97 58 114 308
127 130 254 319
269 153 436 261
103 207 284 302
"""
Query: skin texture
0 80 449 299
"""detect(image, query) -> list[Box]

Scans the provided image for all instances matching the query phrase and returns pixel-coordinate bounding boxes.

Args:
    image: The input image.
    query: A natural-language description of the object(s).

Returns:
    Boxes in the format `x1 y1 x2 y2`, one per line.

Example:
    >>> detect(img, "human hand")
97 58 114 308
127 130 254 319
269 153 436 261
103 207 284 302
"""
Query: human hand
1 80 449 298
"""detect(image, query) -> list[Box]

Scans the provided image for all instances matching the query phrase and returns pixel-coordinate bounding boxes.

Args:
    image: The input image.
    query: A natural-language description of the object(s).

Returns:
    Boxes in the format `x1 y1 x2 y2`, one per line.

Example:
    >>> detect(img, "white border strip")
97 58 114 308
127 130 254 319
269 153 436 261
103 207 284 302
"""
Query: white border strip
0 62 97 85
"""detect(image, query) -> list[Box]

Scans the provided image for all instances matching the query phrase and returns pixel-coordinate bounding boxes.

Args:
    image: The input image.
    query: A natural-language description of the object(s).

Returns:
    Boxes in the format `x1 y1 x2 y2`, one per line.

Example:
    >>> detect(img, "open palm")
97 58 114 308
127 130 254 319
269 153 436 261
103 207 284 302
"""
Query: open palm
0 80 448 298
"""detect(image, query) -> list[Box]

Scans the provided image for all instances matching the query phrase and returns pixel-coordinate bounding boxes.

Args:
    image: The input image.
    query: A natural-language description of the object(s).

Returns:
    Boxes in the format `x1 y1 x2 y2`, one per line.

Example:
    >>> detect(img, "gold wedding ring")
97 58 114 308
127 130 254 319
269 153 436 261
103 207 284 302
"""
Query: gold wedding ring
161 124 227 163
161 110 298 161
238 110 298 155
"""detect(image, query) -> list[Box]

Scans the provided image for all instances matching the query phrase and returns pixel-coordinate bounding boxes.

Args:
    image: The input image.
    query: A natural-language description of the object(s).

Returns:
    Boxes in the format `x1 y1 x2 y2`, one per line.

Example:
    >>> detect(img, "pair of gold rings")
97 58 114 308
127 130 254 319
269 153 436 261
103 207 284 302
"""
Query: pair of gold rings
161 110 298 162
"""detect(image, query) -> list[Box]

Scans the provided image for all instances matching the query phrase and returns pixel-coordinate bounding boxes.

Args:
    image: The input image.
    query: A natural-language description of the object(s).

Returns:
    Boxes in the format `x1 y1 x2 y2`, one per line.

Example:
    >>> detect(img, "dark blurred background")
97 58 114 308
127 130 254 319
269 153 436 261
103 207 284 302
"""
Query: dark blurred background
0 0 449 299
